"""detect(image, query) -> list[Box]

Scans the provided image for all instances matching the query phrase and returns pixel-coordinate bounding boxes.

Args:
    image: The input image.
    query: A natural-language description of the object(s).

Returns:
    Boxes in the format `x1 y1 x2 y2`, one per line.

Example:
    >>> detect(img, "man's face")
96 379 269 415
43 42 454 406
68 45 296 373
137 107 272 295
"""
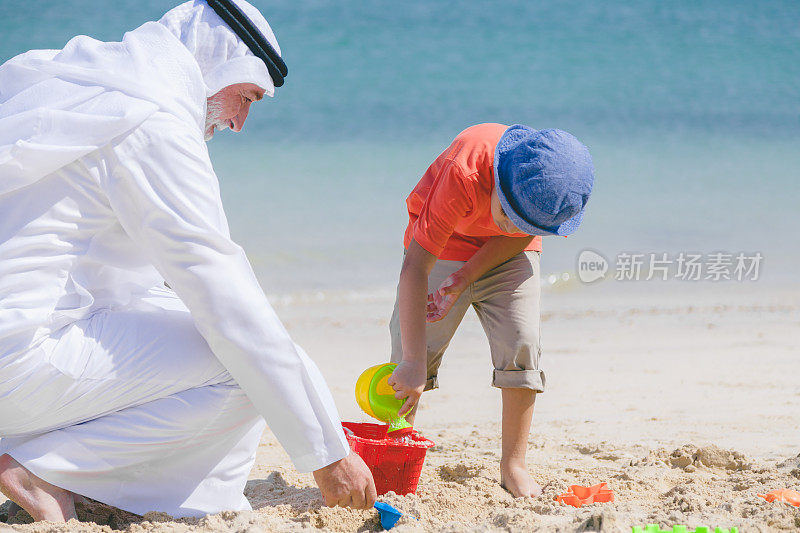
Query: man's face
204 82 266 141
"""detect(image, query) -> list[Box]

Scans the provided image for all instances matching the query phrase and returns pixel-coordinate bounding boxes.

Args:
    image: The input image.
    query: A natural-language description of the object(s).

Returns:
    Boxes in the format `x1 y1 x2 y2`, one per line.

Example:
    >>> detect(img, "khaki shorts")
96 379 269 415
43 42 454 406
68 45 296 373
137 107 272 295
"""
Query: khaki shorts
390 250 545 392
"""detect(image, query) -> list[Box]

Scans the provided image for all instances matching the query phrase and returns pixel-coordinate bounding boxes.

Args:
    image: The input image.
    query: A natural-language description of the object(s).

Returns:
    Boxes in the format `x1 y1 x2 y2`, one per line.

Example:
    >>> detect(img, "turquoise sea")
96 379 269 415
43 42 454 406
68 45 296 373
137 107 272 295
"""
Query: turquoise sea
2 1 798 294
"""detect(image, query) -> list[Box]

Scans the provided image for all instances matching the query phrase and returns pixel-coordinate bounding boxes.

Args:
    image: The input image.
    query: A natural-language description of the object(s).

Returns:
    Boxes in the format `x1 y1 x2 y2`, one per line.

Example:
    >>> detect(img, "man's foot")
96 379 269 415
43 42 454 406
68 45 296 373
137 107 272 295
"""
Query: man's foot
0 454 77 522
500 461 543 498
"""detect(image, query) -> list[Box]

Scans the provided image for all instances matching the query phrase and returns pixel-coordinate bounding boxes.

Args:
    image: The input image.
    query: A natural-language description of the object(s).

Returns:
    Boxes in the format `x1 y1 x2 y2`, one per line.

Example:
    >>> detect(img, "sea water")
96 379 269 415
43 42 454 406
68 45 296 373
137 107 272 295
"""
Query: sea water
2 0 798 295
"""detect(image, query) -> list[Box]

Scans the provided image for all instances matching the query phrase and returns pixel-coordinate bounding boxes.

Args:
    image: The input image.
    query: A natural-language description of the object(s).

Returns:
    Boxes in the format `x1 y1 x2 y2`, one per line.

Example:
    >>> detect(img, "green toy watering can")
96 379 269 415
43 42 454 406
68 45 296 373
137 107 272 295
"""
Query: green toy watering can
355 363 412 433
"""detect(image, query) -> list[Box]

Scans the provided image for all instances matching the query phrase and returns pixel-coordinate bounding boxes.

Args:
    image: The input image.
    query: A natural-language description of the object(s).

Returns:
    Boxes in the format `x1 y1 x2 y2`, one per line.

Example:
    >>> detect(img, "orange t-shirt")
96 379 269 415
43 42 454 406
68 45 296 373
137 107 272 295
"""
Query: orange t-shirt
403 123 543 261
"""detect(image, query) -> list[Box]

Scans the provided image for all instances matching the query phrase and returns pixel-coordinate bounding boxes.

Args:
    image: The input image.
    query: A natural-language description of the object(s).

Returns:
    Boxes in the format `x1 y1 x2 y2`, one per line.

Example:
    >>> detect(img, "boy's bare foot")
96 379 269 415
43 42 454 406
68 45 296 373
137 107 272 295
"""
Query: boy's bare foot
0 454 77 522
500 462 542 498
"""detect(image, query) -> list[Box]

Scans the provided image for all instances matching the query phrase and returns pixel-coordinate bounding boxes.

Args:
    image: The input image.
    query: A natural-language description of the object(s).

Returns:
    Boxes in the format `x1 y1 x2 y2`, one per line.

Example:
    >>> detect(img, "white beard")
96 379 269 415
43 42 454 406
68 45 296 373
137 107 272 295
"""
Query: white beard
204 97 229 141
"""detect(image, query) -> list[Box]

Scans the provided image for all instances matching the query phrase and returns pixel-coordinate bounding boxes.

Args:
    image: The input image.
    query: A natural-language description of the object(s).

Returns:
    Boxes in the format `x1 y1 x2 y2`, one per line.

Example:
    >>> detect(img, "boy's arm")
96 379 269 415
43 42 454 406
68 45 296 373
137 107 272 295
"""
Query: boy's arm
427 235 534 322
387 238 438 416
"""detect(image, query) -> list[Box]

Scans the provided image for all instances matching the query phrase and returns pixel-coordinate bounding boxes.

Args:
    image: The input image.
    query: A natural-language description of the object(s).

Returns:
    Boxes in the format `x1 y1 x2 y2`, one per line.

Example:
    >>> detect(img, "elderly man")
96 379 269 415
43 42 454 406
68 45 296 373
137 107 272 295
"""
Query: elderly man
0 0 375 522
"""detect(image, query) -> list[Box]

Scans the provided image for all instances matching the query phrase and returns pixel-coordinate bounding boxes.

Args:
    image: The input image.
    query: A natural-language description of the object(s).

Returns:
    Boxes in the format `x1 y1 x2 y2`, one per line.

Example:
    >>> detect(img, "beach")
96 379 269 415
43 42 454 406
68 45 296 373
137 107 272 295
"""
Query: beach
3 282 798 532
2 0 799 530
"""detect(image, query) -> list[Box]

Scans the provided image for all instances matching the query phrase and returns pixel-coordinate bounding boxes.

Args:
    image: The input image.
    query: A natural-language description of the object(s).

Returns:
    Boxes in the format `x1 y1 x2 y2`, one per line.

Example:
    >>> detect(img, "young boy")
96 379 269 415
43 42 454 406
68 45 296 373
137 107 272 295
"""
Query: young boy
387 123 594 497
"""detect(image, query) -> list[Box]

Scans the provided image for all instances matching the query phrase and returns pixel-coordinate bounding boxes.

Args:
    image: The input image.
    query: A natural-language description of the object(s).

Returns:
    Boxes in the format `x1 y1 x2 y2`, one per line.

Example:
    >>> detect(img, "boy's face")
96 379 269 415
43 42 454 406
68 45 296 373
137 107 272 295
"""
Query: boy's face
490 187 525 234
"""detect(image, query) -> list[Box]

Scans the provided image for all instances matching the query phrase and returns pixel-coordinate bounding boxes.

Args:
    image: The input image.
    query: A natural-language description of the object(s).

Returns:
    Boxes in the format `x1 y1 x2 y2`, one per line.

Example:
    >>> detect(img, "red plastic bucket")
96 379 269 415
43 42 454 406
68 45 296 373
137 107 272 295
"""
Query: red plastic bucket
343 422 435 495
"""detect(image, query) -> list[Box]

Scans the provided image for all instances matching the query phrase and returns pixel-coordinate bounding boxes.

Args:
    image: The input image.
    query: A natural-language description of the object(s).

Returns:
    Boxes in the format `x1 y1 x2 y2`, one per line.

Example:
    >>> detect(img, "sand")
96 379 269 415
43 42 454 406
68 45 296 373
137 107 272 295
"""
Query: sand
2 282 799 532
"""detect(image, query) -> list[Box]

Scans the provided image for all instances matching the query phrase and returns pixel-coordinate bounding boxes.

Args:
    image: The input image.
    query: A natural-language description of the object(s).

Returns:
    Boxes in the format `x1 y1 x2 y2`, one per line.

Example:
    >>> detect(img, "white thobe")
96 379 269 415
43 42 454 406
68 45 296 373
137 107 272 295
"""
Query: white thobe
0 108 350 516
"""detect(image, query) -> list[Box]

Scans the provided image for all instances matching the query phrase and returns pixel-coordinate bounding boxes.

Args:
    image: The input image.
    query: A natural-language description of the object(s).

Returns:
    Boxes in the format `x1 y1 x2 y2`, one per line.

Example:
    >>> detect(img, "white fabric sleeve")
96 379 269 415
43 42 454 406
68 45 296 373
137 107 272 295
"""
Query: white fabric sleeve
99 113 349 473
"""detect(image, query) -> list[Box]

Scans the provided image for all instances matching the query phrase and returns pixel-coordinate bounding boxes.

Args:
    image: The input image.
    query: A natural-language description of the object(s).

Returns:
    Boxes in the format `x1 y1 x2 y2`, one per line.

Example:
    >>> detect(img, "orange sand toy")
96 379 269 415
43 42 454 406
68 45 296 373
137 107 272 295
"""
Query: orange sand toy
757 489 800 507
555 482 614 508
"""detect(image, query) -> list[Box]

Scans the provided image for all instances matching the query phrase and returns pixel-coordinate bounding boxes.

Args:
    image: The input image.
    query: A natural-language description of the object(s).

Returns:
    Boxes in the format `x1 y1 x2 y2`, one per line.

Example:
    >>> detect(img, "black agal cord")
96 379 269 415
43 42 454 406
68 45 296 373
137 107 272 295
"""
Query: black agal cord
206 0 288 87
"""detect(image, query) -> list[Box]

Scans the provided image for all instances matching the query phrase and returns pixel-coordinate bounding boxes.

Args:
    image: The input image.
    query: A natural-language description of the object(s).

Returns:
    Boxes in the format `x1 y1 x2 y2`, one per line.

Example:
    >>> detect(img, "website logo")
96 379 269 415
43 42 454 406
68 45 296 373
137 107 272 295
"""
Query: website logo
577 249 609 284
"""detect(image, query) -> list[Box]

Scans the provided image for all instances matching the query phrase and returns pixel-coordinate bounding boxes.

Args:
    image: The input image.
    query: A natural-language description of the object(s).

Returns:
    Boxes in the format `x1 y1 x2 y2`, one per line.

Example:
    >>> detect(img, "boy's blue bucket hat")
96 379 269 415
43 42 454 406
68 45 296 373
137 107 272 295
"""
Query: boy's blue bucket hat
493 125 594 236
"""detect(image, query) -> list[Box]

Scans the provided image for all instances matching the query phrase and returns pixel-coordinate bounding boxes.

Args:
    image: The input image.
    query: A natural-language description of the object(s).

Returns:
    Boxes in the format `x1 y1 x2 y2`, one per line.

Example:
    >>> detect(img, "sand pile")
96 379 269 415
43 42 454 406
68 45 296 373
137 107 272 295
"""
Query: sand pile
3 429 799 533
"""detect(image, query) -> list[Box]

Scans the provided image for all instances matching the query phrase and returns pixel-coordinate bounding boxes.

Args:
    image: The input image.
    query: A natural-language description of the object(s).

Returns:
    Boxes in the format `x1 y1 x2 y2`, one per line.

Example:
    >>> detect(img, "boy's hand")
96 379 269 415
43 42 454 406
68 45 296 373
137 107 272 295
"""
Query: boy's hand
426 271 468 322
387 360 426 416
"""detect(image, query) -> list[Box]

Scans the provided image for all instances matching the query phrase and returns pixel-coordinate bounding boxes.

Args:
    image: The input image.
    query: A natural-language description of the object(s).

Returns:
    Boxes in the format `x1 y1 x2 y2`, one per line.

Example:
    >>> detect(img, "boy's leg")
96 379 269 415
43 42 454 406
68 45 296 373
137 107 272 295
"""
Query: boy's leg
472 251 544 497
500 388 539 497
389 257 473 424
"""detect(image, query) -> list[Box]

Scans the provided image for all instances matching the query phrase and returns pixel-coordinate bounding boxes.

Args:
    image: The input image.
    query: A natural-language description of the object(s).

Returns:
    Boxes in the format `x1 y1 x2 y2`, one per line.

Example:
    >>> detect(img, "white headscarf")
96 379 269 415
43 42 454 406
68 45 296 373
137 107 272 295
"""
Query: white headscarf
0 0 283 195
158 0 282 97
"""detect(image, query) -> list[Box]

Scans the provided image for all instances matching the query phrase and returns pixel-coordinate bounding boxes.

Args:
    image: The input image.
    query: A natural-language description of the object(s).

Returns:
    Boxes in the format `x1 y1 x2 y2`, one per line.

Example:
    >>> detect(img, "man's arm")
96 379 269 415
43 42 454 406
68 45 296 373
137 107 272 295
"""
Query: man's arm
102 114 374 506
426 235 534 322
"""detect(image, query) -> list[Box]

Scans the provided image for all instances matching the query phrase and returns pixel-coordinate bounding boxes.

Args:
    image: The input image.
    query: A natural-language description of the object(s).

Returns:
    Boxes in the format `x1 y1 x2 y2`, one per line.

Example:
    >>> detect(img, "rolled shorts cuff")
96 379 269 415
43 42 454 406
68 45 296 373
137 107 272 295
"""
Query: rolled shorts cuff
424 376 439 391
492 369 546 392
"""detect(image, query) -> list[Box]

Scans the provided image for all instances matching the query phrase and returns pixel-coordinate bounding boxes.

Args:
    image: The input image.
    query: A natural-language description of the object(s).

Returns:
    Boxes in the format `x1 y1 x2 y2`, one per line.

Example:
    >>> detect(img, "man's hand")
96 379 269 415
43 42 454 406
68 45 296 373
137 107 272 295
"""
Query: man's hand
312 452 377 509
426 270 468 323
387 360 427 417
